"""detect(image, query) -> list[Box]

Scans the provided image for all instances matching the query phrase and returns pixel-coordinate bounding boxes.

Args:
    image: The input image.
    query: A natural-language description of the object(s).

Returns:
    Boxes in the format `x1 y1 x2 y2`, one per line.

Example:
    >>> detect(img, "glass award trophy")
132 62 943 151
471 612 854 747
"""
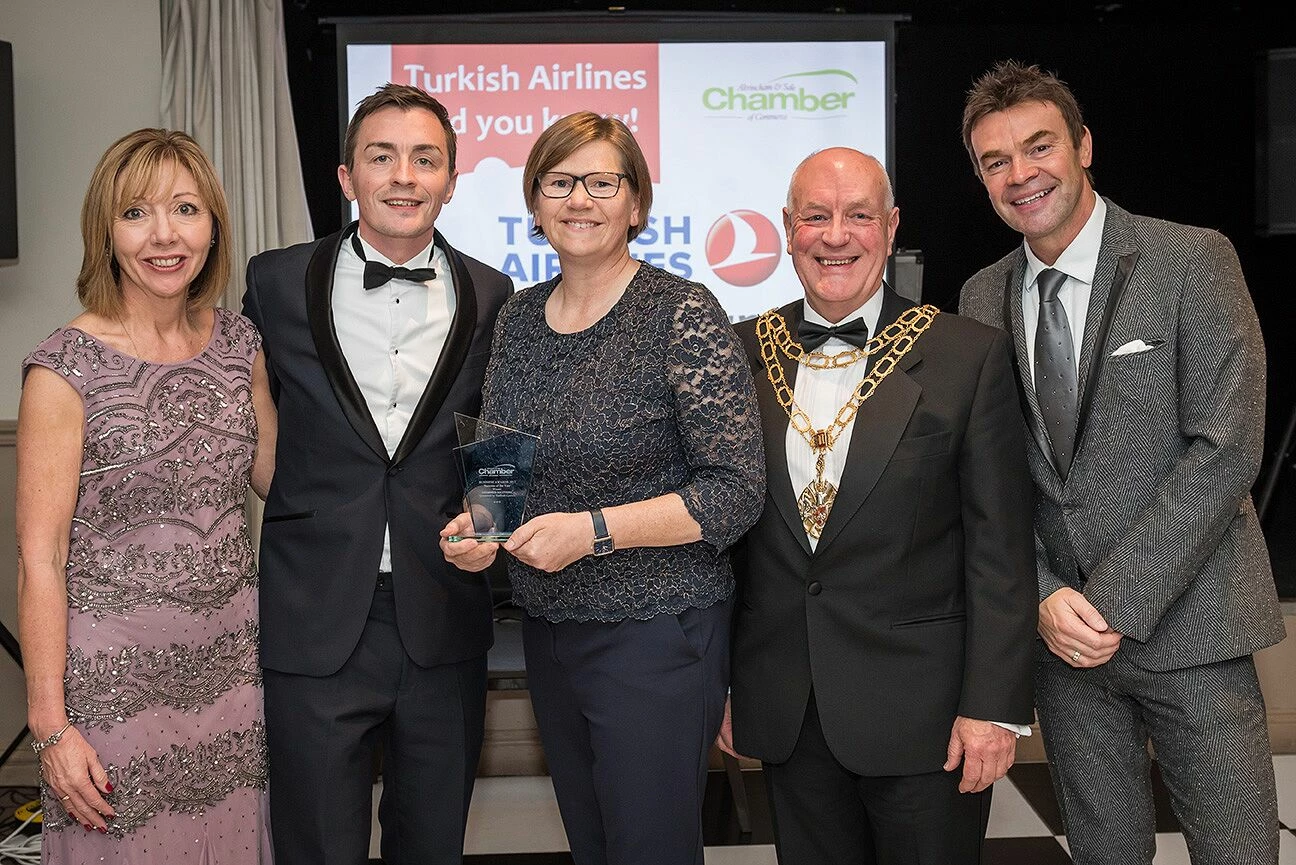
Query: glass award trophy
449 413 539 542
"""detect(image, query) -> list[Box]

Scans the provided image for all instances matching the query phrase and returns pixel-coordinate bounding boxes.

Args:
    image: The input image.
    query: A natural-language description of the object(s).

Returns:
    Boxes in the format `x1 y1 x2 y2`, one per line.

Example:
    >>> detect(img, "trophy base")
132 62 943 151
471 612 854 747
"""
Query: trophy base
446 533 512 543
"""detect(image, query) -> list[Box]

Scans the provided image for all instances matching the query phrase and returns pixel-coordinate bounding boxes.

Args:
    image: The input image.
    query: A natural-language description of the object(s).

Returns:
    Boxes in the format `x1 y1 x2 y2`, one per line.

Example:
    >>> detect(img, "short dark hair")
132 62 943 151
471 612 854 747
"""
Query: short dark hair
522 111 652 242
343 83 457 173
962 60 1089 180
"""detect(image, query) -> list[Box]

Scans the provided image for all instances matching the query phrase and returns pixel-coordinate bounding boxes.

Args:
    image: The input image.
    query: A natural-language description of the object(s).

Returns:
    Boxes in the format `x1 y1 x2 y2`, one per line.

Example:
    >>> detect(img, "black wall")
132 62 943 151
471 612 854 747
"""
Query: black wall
283 1 1296 594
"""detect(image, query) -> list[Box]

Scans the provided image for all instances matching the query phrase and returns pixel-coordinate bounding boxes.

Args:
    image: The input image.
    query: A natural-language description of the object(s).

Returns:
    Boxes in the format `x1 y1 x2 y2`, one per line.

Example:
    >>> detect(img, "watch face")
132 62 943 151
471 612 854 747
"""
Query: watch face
593 537 614 556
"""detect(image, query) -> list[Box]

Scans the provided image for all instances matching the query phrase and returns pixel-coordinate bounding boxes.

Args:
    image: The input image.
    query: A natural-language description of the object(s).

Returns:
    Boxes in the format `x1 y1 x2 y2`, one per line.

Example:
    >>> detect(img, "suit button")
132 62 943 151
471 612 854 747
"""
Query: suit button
807 581 822 595
388 466 402 476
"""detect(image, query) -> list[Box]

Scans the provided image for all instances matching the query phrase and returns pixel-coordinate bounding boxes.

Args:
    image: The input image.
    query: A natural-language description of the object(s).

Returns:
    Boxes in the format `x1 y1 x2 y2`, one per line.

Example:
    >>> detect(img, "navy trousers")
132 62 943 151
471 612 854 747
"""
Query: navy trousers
522 596 732 865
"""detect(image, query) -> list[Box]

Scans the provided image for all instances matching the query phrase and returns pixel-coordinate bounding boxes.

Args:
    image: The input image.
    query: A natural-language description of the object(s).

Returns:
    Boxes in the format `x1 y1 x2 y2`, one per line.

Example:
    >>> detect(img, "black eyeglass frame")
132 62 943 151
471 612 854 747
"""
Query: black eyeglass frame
536 171 632 199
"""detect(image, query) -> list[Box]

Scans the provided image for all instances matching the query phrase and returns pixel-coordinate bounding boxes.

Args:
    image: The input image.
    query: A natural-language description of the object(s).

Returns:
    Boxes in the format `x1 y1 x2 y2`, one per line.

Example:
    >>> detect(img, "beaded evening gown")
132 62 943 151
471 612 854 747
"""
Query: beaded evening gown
23 308 271 864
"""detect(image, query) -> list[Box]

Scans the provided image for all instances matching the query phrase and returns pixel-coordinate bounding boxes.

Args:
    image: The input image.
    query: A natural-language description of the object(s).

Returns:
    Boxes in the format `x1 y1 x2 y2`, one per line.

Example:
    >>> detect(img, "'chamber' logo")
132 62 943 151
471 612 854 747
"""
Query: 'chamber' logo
705 210 781 287
701 69 859 121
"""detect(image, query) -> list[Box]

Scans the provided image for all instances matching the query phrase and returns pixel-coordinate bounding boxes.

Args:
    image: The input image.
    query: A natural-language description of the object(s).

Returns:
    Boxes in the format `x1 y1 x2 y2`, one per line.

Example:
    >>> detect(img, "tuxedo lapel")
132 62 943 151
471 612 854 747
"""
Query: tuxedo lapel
391 231 479 465
760 301 812 555
816 288 920 554
305 223 388 461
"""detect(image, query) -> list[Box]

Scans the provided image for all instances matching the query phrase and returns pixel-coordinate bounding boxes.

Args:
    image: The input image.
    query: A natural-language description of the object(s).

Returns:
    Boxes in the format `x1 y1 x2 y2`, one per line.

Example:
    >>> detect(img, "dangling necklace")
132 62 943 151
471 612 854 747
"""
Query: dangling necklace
756 304 940 539
117 315 145 359
116 311 199 362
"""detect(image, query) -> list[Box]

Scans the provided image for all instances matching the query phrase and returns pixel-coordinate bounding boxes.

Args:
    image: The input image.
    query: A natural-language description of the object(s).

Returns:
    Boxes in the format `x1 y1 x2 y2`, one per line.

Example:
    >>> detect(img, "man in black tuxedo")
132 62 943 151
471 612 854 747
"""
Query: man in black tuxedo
720 147 1036 864
243 84 511 865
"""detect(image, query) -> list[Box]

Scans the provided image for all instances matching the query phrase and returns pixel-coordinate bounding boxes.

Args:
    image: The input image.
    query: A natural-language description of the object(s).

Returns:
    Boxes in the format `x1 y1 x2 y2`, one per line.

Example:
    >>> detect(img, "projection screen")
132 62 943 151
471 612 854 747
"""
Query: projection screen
334 12 900 320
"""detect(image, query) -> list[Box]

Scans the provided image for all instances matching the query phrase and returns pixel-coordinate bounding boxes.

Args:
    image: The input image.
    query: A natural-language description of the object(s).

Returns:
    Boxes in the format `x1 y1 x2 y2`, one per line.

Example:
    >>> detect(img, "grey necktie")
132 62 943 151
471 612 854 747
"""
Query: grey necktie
1034 268 1078 477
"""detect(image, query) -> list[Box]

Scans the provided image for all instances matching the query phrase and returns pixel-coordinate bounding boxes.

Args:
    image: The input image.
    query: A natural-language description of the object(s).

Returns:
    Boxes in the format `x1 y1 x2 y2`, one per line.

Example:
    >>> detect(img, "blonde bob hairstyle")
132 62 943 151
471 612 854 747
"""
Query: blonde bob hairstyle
522 111 652 242
77 128 231 317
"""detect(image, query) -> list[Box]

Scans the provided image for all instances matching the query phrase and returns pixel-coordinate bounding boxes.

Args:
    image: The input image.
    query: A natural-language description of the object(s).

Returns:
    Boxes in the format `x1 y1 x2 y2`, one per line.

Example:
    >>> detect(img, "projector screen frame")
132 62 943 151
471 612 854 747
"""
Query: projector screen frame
330 10 902 213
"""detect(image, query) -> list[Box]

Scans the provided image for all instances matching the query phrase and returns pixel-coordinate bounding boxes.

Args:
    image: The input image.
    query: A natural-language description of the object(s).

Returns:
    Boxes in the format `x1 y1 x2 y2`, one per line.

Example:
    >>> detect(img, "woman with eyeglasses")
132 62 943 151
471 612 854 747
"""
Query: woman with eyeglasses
441 111 764 864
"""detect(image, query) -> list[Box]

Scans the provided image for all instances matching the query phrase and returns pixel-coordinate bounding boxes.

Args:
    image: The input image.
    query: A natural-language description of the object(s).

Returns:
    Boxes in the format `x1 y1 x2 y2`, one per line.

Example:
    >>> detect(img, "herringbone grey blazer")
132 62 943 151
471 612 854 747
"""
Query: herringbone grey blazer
959 199 1285 673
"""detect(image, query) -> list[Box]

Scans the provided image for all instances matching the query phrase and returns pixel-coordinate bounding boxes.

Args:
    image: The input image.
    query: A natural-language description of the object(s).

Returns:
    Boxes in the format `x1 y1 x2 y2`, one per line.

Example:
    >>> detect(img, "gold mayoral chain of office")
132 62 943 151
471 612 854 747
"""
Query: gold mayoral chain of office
756 303 940 540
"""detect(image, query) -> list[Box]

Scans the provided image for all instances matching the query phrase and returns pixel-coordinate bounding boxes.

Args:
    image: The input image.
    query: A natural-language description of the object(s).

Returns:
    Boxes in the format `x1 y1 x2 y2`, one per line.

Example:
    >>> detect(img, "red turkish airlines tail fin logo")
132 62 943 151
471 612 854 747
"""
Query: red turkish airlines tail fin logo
705 210 781 287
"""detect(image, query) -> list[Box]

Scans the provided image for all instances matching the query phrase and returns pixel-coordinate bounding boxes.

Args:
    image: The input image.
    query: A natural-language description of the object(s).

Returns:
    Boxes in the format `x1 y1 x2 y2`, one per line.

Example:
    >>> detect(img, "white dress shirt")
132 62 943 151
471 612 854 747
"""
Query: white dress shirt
1021 194 1107 383
785 287 1030 738
785 290 886 554
332 232 456 572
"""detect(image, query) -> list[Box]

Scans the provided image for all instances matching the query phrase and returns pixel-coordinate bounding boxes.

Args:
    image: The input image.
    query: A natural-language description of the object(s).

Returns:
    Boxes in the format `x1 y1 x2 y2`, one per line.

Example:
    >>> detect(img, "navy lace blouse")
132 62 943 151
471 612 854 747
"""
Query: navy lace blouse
480 264 765 622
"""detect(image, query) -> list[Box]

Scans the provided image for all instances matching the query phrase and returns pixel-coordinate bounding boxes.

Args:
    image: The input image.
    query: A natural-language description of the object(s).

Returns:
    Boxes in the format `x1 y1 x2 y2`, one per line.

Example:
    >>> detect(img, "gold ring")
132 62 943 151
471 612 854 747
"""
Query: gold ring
1070 649 1082 663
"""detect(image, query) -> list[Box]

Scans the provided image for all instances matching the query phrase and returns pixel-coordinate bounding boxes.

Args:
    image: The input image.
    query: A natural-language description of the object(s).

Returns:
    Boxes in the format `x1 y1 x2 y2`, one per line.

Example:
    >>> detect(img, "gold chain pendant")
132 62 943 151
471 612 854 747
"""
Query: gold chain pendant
757 304 940 541
798 476 837 539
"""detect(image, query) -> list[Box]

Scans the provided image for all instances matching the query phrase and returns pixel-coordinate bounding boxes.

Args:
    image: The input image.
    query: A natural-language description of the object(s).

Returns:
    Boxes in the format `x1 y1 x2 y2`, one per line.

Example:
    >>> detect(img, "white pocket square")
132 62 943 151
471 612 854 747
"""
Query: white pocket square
1110 339 1163 357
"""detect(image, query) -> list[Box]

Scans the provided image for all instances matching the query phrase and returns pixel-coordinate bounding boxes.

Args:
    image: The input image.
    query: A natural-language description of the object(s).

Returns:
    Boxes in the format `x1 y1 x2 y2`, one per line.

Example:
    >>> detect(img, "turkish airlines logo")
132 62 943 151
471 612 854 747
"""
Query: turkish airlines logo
705 210 782 287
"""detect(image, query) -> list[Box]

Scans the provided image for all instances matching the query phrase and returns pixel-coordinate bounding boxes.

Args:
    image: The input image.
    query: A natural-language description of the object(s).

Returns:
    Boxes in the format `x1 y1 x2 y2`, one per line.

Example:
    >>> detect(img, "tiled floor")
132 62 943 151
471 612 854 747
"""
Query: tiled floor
444 755 1296 865
3 757 1296 863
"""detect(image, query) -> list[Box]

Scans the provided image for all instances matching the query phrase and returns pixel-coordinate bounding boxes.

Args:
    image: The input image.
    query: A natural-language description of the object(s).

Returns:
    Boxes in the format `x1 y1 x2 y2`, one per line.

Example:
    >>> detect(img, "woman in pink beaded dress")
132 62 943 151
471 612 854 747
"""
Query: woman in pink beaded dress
15 128 276 863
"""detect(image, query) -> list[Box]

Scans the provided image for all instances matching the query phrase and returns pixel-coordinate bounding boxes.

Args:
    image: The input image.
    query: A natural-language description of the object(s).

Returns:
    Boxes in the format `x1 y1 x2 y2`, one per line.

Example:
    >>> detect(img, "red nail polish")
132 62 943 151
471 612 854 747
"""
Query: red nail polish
83 824 92 831
97 826 107 834
105 782 114 793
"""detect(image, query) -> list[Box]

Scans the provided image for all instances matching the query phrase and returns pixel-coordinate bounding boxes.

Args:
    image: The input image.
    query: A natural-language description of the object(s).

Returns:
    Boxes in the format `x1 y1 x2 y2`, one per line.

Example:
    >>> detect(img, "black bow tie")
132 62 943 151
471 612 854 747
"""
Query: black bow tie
796 317 871 351
352 233 436 290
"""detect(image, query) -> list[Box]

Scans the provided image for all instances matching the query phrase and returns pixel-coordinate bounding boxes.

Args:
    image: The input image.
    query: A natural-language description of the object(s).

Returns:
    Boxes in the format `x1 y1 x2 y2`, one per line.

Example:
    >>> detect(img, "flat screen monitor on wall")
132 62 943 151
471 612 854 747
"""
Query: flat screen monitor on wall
333 12 900 321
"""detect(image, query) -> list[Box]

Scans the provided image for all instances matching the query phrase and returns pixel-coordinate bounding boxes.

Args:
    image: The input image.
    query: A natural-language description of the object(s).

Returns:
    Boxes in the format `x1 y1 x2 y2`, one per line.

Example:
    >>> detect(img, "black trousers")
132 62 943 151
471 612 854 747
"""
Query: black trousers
522 597 732 865
763 692 992 865
263 579 487 865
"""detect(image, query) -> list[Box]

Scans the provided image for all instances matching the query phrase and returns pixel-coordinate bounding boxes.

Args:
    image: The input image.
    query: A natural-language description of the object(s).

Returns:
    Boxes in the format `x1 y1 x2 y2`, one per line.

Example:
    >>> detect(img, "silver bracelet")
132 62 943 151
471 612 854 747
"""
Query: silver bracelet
31 721 72 755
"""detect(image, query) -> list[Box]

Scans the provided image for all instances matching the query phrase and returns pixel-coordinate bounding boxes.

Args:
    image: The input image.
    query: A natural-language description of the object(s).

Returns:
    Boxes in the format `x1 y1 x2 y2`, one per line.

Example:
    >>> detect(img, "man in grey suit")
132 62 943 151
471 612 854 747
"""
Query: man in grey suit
243 84 510 865
958 60 1286 864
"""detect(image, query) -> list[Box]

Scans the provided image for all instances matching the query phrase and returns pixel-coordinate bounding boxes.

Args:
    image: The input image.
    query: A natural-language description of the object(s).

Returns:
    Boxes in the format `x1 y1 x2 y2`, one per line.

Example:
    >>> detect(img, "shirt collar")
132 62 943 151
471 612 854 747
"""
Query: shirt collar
1022 194 1107 292
803 284 887 337
348 228 438 271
